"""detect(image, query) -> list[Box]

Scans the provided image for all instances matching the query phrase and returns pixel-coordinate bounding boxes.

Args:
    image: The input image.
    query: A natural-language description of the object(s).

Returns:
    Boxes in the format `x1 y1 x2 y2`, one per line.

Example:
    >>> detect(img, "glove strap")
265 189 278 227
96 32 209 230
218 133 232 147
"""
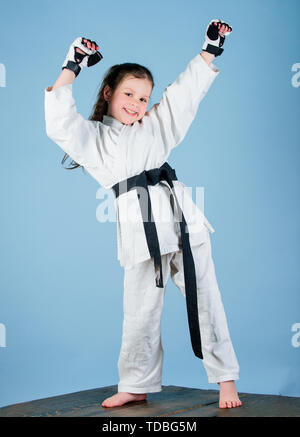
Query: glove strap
203 44 224 57
62 61 81 77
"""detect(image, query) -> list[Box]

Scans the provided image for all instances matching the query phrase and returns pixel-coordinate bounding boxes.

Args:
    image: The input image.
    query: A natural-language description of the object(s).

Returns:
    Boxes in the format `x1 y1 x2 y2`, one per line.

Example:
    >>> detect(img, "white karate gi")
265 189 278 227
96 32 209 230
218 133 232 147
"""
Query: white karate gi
118 230 239 393
45 53 218 268
44 52 240 391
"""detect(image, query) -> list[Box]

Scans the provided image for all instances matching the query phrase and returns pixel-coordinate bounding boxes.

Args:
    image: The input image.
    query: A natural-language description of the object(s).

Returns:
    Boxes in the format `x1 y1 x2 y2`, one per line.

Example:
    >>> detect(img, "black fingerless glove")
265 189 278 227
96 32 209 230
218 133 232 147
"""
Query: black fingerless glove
62 37 103 77
202 19 232 57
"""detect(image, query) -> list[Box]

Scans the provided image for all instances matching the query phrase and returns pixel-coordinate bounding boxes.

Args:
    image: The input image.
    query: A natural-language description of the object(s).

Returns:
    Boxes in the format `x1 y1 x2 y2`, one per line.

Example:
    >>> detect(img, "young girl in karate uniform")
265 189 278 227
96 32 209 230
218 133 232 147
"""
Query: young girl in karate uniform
44 19 242 409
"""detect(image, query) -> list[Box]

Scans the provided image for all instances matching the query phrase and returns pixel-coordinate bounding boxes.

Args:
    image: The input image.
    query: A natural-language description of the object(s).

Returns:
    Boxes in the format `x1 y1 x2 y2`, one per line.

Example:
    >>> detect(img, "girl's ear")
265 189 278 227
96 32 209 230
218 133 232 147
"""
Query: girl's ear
103 84 112 102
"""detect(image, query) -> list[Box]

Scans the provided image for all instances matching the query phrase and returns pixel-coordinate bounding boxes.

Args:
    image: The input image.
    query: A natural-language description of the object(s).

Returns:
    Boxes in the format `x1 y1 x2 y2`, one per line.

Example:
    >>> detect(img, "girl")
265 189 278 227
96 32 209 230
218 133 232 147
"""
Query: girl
44 19 242 409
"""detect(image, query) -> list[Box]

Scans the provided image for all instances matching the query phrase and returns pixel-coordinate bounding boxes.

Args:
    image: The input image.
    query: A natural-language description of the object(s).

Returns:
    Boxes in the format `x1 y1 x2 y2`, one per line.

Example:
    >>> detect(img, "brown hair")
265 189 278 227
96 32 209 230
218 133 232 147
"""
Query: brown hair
61 62 155 171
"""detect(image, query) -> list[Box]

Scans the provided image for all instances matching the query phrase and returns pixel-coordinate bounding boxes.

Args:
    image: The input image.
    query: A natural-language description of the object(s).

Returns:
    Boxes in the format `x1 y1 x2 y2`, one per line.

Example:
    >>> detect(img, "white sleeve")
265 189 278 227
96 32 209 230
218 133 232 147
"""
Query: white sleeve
44 83 102 168
147 53 220 154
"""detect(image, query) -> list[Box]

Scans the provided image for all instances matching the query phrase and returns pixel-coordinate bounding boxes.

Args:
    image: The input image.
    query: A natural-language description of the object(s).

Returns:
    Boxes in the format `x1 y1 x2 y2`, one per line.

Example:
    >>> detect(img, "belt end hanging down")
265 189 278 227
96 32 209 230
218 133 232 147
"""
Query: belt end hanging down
154 261 164 288
194 348 203 360
190 321 203 359
189 312 204 359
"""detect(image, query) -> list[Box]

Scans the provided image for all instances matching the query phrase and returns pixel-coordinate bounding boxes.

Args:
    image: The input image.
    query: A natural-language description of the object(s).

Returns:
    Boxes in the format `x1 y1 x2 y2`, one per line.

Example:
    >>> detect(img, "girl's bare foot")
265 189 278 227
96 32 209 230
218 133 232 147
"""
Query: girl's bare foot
101 392 147 408
218 380 242 409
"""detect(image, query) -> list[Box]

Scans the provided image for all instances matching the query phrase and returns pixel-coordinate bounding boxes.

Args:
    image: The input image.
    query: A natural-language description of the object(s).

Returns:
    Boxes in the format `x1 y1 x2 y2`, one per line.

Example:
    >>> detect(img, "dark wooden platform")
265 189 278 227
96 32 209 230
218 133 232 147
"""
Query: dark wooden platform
0 385 299 417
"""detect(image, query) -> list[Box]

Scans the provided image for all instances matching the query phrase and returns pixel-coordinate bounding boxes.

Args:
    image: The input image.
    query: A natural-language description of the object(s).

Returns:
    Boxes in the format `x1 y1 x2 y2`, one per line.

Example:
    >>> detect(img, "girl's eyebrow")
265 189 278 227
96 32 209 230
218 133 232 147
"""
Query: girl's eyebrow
123 87 150 98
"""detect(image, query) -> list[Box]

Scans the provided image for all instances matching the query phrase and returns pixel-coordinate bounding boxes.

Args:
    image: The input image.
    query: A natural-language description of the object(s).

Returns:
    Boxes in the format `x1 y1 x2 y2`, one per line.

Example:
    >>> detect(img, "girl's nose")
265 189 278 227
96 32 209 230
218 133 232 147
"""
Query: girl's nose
131 101 139 109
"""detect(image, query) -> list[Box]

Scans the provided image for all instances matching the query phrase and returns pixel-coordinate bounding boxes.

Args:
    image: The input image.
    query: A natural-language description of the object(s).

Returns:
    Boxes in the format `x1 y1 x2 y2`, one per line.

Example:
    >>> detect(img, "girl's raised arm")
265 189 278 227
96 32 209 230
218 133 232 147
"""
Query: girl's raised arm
44 37 104 168
147 19 232 157
48 37 102 91
50 68 75 92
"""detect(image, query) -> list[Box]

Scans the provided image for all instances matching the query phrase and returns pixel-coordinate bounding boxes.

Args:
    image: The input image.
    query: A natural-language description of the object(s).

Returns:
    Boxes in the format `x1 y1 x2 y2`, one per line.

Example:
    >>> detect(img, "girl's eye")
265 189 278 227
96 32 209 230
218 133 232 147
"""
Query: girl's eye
125 92 147 103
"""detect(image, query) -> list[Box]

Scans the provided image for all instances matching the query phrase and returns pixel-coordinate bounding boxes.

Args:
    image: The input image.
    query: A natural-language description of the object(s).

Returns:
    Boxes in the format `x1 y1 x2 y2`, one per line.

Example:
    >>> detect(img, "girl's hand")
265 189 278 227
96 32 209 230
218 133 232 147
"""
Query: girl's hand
214 21 232 38
62 37 103 77
202 19 232 57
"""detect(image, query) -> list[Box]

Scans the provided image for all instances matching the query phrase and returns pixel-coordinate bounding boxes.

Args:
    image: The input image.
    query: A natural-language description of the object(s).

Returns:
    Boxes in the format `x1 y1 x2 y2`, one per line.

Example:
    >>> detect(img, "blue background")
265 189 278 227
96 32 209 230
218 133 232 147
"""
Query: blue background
0 0 299 408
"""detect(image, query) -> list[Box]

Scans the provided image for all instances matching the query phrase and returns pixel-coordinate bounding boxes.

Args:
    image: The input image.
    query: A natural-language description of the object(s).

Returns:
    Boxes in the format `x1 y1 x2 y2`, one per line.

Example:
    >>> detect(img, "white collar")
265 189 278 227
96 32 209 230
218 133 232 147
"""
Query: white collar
102 114 139 129
102 115 125 129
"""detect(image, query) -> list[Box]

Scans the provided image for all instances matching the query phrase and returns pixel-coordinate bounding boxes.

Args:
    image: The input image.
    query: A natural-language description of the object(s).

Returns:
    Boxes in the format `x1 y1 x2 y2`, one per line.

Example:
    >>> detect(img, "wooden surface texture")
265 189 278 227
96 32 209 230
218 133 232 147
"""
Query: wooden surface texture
0 385 299 417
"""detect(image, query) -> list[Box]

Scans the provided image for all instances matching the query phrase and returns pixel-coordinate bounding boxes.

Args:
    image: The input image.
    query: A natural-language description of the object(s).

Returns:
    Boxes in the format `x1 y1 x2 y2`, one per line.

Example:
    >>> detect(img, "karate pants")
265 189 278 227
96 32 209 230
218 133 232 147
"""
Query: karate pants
117 229 240 393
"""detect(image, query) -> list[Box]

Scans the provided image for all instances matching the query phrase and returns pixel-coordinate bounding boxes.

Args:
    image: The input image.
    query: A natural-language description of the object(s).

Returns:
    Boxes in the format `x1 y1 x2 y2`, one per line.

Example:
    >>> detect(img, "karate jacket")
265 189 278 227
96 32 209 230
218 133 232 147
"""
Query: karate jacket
44 53 220 268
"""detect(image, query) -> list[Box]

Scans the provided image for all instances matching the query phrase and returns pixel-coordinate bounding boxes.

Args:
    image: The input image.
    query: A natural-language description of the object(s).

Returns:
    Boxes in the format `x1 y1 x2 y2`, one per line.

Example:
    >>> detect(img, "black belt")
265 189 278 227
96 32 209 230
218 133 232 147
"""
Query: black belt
112 162 203 359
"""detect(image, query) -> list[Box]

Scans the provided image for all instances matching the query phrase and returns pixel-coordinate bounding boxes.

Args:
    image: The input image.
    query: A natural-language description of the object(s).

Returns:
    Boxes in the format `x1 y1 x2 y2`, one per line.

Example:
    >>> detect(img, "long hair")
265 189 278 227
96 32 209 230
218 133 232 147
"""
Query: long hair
61 62 155 171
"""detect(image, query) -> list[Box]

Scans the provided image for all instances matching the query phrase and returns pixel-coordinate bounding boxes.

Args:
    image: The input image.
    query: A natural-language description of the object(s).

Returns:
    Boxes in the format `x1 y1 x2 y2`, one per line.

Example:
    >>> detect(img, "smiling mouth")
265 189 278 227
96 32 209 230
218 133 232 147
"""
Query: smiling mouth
124 108 137 116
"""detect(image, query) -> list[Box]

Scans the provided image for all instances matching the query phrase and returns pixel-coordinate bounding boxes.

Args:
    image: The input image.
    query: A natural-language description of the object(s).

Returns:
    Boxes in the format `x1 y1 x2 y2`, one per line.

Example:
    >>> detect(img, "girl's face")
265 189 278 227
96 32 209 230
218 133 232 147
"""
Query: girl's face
104 75 153 125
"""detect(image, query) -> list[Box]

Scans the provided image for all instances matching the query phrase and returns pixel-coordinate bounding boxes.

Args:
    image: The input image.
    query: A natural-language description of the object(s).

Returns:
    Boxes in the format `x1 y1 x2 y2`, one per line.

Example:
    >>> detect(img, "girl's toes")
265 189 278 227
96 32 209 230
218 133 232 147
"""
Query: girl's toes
226 401 232 408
